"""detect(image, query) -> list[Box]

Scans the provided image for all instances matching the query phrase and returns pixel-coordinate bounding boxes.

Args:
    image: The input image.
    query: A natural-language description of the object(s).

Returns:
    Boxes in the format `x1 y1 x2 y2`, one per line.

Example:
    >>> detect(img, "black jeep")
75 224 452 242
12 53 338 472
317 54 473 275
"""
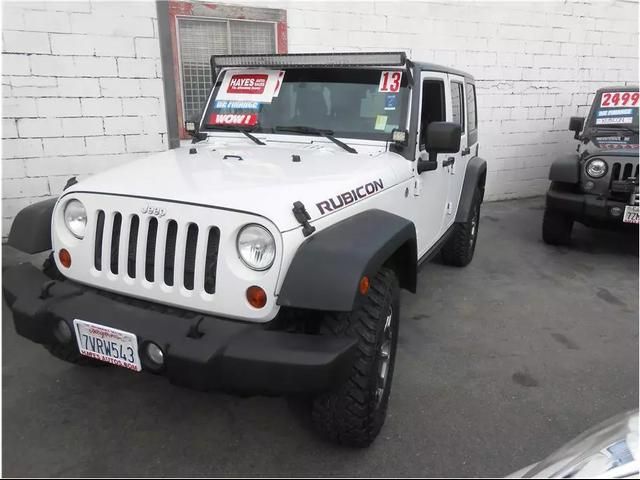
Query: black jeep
543 86 639 245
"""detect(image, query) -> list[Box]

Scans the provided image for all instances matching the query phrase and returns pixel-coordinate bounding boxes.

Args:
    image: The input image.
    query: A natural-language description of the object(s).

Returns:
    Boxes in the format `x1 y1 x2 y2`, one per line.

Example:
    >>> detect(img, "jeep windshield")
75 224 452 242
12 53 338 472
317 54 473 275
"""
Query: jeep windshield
589 90 639 133
201 68 410 142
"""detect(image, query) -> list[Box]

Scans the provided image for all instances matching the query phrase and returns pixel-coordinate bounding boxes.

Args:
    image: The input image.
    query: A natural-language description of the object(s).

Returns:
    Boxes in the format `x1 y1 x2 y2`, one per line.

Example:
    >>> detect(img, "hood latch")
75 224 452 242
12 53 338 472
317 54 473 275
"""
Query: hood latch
292 201 316 237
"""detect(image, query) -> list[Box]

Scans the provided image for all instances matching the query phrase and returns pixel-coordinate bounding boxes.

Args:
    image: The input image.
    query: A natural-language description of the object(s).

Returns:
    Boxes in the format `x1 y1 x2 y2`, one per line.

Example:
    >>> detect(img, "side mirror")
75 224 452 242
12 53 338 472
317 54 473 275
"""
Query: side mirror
425 122 462 156
569 116 585 140
417 122 461 174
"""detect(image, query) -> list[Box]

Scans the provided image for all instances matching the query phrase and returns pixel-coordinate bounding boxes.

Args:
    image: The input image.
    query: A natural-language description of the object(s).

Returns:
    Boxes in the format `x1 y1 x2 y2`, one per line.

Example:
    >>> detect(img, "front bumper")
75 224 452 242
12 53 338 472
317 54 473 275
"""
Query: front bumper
3 263 356 395
546 189 636 225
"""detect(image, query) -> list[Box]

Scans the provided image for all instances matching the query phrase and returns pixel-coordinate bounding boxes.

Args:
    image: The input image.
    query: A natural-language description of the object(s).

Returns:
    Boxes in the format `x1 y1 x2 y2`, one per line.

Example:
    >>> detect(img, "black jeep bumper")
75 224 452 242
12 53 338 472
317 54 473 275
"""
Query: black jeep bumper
3 263 356 395
546 189 636 226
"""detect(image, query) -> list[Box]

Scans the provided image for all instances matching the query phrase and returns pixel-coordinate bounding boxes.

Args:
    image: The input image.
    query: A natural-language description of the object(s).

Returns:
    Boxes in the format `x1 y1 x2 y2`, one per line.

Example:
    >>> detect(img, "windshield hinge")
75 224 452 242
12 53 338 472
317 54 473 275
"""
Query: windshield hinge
405 59 414 86
292 201 316 237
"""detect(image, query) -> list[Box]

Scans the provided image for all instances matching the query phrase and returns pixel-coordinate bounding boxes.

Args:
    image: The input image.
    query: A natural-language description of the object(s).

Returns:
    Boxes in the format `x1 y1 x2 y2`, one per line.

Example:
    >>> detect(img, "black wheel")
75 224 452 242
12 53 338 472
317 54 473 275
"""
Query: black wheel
311 268 400 447
441 187 481 267
542 208 573 245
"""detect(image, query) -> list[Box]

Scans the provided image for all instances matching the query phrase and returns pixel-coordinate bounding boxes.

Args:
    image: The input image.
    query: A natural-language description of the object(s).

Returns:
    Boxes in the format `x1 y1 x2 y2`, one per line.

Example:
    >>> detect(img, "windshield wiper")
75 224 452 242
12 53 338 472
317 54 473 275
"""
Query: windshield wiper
207 125 265 146
275 126 357 154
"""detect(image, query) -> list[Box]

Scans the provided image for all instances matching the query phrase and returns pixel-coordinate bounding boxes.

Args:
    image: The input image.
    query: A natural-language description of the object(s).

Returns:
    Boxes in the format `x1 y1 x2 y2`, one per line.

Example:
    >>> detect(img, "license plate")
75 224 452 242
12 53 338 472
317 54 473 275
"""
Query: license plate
623 205 639 224
73 319 141 371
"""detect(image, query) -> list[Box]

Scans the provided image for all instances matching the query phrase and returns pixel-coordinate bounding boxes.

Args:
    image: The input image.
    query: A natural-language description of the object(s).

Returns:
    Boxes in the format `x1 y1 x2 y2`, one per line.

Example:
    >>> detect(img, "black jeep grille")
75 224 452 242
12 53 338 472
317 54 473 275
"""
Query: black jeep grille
611 162 639 182
94 212 220 293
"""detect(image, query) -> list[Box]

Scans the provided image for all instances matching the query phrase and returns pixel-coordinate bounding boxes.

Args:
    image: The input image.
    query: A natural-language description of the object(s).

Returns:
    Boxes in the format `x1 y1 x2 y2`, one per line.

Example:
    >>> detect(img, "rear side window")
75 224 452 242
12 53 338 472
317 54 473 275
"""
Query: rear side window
466 83 477 132
451 82 465 130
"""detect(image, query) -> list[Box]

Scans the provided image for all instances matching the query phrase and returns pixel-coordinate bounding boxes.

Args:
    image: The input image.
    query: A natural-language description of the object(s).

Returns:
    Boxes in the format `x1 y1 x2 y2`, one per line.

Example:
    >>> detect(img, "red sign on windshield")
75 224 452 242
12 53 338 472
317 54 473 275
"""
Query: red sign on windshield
226 74 269 95
209 113 258 126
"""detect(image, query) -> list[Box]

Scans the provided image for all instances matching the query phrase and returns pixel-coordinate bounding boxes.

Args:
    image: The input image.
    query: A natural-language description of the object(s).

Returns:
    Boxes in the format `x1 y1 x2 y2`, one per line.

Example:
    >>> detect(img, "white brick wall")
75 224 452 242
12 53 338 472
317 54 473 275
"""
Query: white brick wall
2 0 167 236
2 0 639 238
230 0 639 200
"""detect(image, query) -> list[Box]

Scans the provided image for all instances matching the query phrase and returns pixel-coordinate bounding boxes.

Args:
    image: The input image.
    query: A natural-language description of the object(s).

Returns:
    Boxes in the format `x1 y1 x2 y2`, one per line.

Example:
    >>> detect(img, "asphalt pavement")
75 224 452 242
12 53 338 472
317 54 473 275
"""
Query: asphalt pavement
2 196 638 477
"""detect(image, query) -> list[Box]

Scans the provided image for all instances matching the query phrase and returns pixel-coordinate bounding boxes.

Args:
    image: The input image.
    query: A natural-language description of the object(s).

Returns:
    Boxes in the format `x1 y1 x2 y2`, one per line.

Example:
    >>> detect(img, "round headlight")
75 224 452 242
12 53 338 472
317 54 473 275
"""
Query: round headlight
63 199 87 238
237 224 276 271
586 158 608 178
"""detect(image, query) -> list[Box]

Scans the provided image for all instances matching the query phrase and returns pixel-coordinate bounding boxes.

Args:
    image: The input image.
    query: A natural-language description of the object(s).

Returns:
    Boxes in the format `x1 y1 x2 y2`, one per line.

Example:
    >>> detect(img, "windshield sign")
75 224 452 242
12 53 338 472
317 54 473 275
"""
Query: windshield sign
202 68 410 141
592 91 639 128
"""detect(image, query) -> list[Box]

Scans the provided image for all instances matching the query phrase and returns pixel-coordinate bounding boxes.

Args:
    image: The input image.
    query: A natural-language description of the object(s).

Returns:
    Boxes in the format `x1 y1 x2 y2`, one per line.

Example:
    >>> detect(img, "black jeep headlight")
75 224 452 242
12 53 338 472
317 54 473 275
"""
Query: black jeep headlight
586 158 608 178
236 224 276 271
63 199 87 239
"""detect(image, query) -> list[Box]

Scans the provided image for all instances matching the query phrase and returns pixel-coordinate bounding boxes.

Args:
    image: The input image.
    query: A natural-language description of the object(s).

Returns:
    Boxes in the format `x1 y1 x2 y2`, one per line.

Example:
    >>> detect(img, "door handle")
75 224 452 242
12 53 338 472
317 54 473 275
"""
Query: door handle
442 157 455 168
461 147 471 156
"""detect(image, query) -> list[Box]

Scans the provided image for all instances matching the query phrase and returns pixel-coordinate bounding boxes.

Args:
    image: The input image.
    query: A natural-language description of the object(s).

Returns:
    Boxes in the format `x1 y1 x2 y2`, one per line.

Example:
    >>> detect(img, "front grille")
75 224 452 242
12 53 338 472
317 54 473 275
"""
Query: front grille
611 162 639 181
94 211 220 293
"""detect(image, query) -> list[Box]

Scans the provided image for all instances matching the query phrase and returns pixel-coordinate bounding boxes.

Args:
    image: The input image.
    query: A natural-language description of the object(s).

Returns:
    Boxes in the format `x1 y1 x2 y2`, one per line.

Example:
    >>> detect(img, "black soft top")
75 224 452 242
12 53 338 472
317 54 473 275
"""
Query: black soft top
412 61 474 82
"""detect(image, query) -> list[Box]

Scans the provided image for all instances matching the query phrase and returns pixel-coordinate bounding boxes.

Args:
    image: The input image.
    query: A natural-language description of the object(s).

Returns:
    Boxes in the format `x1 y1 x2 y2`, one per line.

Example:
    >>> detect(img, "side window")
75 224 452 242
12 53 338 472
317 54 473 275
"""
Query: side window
466 83 477 132
451 82 465 131
419 79 445 150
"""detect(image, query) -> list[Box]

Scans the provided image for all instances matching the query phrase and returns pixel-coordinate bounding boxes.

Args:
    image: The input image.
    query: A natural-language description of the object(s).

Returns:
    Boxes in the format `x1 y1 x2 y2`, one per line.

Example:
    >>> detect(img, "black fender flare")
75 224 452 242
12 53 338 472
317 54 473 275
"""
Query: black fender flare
8 198 57 254
548 153 579 184
277 209 417 312
455 156 487 223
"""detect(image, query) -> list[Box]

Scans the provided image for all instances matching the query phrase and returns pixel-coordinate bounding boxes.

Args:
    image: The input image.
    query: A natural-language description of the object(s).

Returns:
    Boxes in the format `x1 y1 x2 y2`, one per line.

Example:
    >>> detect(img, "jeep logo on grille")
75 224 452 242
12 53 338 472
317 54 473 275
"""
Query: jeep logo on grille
142 205 166 217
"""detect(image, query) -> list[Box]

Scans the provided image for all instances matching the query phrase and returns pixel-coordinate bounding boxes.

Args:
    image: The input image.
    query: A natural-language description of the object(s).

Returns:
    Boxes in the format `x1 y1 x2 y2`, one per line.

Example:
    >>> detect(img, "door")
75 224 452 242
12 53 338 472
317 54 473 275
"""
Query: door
442 75 473 231
412 72 453 258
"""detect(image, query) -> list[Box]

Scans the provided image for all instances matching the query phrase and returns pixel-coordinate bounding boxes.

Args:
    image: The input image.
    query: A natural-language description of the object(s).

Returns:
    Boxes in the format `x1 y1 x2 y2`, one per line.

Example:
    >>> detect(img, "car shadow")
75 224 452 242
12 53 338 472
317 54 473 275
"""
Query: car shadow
567 224 639 256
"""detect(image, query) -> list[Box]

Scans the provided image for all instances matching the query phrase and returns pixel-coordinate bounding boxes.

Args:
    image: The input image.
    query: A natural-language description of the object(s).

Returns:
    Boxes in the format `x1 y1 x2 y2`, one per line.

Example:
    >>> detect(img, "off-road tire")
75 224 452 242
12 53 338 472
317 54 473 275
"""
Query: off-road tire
311 267 400 448
542 208 573 245
441 188 481 267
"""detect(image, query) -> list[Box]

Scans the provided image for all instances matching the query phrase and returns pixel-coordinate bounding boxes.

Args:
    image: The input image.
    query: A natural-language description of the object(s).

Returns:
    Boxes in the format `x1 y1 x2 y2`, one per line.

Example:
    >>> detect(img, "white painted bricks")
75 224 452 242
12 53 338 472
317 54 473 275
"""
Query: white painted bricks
257 0 638 201
2 0 639 235
2 0 167 234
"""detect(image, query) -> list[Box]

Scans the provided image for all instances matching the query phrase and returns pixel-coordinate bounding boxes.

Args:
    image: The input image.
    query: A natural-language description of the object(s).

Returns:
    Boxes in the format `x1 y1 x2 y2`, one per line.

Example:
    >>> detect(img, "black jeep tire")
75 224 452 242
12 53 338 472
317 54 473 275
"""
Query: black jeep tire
311 267 400 448
542 208 573 245
441 188 481 267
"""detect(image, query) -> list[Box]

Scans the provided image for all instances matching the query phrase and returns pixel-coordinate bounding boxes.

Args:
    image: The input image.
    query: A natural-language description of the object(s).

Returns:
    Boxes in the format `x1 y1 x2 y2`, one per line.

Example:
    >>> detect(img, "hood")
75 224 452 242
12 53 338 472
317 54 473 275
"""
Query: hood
581 132 639 158
70 140 408 232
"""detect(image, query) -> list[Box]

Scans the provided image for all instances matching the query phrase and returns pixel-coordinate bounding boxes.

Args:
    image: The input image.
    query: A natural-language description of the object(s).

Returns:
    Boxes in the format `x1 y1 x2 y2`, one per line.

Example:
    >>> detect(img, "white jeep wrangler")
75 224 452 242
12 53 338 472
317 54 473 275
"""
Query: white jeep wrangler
4 52 486 447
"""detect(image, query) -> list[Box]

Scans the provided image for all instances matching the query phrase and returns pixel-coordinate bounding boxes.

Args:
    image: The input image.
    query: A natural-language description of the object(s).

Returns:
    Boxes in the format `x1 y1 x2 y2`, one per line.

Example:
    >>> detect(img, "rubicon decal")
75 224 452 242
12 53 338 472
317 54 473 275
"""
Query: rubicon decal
316 179 384 215
227 74 269 94
209 113 258 126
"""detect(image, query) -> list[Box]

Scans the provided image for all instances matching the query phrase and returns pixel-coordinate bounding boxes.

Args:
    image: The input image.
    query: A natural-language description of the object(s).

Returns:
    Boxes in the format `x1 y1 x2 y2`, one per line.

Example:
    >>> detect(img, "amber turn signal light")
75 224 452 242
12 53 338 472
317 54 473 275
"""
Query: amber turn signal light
246 285 267 308
359 276 370 295
59 249 72 268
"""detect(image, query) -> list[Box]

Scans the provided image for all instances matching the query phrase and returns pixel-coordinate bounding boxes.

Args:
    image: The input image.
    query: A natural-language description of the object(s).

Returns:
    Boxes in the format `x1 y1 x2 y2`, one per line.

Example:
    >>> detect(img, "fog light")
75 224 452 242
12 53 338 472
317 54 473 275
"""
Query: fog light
246 286 267 308
584 181 595 191
145 342 164 369
53 320 72 344
59 249 71 268
611 206 623 217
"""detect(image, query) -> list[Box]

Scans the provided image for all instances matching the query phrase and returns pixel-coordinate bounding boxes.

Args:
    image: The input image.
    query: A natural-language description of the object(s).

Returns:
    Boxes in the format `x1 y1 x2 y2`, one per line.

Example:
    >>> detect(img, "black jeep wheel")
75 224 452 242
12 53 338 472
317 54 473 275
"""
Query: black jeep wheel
441 188 481 267
542 208 573 245
311 268 400 448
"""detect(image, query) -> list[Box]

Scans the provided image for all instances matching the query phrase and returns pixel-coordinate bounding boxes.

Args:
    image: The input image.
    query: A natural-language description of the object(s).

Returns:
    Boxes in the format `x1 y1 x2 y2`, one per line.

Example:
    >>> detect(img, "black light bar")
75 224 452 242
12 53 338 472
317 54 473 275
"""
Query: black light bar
211 51 407 71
